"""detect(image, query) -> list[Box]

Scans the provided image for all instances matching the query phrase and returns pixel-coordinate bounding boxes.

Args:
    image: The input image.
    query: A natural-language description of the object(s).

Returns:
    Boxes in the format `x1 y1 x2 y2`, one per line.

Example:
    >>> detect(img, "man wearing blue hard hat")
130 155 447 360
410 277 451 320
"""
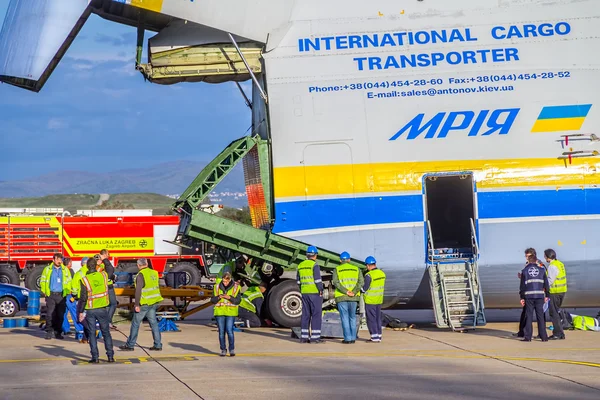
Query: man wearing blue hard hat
362 256 386 342
296 245 324 343
332 251 363 343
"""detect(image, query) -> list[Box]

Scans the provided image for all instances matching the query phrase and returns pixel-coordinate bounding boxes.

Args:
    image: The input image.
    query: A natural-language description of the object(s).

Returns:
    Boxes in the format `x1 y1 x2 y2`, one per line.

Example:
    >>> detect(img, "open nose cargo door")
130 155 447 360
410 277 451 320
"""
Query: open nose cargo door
0 0 92 92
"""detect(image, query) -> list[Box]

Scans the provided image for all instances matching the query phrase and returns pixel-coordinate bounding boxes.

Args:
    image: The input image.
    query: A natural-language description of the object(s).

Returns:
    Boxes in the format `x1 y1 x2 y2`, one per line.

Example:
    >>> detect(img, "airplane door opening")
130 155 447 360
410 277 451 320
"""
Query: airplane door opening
424 173 476 255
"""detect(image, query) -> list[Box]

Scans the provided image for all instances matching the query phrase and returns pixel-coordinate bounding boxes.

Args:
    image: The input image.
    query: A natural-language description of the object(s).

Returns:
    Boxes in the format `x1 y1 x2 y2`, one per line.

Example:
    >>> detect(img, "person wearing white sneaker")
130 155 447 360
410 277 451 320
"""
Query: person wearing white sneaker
362 256 386 343
211 272 242 357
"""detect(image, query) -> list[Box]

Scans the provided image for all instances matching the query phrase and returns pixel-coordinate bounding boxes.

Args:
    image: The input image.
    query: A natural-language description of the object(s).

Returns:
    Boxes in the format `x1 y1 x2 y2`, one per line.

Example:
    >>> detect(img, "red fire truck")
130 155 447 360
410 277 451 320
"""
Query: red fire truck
0 210 211 290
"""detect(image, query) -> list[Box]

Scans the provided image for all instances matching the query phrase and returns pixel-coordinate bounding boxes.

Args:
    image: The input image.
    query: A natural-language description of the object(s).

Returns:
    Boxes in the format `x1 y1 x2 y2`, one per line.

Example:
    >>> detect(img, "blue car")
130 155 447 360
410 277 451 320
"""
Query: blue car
0 283 29 317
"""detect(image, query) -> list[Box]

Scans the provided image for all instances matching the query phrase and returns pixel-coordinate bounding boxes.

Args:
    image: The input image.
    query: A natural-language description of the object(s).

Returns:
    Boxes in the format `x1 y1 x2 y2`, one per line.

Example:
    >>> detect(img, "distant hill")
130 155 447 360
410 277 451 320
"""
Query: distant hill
0 193 176 215
0 161 247 207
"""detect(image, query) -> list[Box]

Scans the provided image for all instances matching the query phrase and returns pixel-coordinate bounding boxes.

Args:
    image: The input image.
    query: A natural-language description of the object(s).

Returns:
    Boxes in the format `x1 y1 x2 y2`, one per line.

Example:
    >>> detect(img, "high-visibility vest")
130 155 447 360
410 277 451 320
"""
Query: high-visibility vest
216 261 234 285
297 260 319 294
364 269 386 305
40 264 72 297
334 264 360 298
240 286 264 313
548 260 567 294
214 283 241 317
137 268 164 306
81 272 110 310
573 316 599 331
98 262 114 285
71 265 88 297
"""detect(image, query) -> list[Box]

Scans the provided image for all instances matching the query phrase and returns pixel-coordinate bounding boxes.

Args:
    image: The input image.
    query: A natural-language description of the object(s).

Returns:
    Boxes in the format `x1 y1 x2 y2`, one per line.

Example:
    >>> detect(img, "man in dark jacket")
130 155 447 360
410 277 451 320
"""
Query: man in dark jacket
99 249 118 329
520 253 550 342
514 248 546 337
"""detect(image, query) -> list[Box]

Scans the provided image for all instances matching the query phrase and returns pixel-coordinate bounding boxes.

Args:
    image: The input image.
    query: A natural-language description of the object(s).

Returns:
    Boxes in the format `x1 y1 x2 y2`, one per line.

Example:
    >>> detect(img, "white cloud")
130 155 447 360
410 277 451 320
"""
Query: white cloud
47 118 68 130
65 52 134 63
100 88 132 98
71 63 94 71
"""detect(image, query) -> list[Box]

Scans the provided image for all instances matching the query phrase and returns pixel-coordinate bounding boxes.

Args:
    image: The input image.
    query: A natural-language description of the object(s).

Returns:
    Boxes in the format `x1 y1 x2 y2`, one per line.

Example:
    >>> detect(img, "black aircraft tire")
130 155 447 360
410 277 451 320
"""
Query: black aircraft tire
267 280 302 328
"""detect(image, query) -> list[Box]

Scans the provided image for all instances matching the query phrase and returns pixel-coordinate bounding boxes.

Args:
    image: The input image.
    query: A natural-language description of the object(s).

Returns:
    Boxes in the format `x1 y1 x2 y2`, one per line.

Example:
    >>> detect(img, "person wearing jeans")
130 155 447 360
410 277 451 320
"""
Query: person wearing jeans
332 251 363 344
76 257 114 363
211 272 241 356
119 258 164 351
123 304 161 350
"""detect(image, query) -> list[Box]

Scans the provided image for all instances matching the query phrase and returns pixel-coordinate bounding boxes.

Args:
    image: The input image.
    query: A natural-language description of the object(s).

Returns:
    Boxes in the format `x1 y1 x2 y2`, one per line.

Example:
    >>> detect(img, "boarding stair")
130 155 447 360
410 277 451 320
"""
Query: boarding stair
170 134 365 282
427 219 486 331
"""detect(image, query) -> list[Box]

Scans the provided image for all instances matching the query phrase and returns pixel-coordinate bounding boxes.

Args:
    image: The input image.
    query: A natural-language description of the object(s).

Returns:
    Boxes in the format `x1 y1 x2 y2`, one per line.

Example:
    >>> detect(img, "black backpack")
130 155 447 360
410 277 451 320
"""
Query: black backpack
561 311 573 330
382 312 408 329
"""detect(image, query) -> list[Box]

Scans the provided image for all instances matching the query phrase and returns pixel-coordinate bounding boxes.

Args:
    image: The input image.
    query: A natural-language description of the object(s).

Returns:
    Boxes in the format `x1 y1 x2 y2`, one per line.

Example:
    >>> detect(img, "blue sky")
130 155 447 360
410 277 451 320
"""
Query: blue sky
0 4 251 181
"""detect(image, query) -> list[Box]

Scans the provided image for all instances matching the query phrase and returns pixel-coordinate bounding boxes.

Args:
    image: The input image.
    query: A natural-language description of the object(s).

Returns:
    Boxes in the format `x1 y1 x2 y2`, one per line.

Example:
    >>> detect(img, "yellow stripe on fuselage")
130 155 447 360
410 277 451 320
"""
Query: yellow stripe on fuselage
274 158 593 198
130 0 163 13
531 117 586 133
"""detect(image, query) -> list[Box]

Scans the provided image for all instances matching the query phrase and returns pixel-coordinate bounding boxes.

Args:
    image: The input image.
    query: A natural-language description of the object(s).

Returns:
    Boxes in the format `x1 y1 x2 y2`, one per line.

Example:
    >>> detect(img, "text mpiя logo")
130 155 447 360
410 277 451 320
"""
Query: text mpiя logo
389 108 520 140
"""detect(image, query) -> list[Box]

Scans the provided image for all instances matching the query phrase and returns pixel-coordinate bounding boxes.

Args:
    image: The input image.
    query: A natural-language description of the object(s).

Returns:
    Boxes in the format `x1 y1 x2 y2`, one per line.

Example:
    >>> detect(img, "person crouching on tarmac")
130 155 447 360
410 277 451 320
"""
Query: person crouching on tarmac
76 257 115 363
519 253 550 342
362 256 386 342
211 272 242 356
333 251 363 344
119 258 164 351
238 282 267 328
297 246 324 343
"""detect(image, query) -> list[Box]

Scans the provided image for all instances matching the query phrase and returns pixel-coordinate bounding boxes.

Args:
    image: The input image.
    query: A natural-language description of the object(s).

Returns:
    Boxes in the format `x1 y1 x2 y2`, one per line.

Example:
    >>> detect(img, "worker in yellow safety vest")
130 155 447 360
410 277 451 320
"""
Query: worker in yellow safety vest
544 249 567 340
572 315 600 331
119 258 164 351
332 251 363 344
76 257 114 363
297 246 324 343
40 253 72 340
215 254 248 285
238 283 267 328
362 256 386 342
211 272 242 356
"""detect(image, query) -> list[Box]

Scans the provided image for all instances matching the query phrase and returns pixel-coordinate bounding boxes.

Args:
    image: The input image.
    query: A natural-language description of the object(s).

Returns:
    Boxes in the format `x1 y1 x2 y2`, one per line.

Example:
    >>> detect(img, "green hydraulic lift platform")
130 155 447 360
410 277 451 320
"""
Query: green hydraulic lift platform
171 134 365 280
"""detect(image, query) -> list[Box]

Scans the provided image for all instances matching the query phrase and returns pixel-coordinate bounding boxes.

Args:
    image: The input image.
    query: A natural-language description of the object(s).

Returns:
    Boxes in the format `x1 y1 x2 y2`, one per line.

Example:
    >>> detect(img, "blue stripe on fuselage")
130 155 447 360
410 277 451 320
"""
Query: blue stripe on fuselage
273 188 600 233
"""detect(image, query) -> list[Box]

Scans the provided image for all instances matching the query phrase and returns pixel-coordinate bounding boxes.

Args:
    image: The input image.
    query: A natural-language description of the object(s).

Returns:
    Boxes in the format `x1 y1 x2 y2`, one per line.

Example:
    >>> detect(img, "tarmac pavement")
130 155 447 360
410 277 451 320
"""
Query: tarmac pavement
1 310 599 400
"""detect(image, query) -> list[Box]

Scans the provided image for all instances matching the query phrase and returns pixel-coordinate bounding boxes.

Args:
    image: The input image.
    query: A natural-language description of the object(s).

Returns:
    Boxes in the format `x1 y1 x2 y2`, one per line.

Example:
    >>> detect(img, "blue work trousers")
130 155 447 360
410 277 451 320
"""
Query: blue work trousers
215 316 235 351
125 304 162 349
85 307 114 359
301 294 322 340
337 301 358 341
62 295 83 334
365 304 382 341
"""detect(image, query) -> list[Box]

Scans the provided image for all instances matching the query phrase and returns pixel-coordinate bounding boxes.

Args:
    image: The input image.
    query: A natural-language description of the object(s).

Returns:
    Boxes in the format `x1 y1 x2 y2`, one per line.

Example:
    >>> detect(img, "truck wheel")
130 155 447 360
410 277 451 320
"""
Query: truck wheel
0 265 20 286
0 296 19 317
25 265 45 291
267 280 302 328
168 262 200 286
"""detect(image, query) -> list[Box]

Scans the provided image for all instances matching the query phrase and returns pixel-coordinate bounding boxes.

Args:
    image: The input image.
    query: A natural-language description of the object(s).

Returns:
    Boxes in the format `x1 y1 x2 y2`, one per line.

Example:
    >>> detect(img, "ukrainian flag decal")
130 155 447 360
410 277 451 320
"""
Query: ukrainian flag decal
531 104 592 133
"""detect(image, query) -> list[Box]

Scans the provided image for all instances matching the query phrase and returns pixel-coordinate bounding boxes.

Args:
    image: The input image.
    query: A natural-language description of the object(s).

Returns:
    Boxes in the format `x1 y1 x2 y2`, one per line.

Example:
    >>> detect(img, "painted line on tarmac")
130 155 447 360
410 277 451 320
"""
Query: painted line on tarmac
3 351 600 370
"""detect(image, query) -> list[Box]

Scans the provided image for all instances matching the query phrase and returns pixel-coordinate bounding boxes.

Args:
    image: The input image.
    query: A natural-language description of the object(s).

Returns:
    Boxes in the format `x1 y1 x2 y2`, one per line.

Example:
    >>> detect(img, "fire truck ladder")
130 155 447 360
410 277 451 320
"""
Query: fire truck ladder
171 135 365 281
427 218 486 331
